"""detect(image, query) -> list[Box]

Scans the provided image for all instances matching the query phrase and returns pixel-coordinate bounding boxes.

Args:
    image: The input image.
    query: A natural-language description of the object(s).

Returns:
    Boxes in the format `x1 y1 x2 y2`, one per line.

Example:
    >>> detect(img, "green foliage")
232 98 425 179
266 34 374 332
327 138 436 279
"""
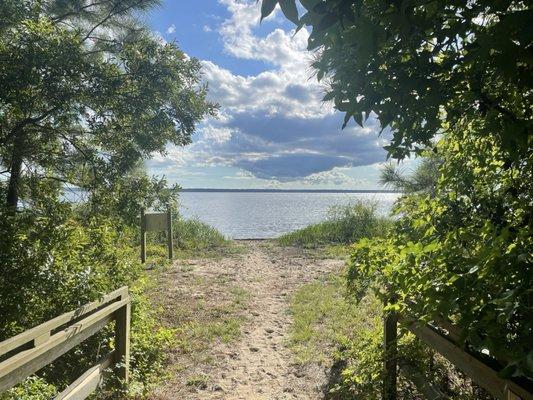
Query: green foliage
121 282 176 397
0 0 217 208
0 207 174 398
0 207 139 336
380 154 441 195
261 0 531 160
174 217 229 252
348 133 533 379
279 201 391 247
0 377 58 400
288 273 432 399
85 165 181 227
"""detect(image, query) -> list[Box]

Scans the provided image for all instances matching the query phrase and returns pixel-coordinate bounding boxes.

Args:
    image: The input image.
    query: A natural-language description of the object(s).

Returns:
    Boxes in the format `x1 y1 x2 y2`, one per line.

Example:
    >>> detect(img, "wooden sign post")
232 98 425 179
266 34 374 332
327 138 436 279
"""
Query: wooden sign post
140 208 173 263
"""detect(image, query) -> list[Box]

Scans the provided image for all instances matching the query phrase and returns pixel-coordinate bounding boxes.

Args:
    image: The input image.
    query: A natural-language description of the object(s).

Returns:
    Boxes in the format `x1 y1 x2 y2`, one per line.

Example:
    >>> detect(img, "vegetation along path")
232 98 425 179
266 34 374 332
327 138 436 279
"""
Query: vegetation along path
149 240 344 400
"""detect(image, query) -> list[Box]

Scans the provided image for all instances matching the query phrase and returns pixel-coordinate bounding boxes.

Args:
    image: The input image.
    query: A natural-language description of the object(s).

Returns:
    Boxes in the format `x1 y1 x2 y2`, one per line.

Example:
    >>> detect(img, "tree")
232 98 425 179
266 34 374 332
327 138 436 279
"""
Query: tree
0 0 217 209
265 0 533 381
379 155 441 195
261 0 532 159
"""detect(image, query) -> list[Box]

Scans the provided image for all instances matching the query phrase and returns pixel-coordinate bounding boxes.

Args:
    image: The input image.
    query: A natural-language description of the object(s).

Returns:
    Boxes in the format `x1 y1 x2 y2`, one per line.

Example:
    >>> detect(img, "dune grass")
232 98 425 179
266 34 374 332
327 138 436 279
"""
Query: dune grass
143 217 237 263
174 217 228 251
279 201 391 248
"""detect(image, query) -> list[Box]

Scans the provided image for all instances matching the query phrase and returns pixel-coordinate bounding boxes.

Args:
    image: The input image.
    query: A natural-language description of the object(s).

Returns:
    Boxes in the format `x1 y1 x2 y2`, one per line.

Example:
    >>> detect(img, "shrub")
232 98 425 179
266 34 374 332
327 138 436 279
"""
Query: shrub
279 201 391 247
174 217 228 251
0 207 172 398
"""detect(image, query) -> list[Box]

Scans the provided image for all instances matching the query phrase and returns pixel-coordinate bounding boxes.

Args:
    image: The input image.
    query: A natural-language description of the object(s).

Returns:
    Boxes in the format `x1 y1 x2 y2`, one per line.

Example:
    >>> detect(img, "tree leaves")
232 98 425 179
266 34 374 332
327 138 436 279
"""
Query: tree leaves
261 0 299 24
0 1 217 207
266 0 532 160
279 0 299 24
260 0 278 22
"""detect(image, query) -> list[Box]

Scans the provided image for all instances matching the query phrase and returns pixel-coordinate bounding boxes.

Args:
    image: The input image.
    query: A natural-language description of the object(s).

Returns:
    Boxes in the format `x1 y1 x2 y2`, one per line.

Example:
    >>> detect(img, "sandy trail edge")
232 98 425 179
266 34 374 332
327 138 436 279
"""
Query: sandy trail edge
150 240 345 400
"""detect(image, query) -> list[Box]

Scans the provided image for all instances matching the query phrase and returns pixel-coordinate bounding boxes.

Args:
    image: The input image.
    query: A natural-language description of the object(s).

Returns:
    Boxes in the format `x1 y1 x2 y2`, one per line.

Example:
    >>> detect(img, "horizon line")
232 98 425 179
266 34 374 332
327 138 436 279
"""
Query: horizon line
181 188 400 193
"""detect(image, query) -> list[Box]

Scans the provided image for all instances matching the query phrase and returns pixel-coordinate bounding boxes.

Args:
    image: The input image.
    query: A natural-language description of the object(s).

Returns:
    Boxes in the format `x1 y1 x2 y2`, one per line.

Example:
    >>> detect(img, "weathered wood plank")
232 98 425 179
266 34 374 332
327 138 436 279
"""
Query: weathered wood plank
55 352 114 400
0 287 128 357
402 319 533 400
114 302 130 383
0 298 129 392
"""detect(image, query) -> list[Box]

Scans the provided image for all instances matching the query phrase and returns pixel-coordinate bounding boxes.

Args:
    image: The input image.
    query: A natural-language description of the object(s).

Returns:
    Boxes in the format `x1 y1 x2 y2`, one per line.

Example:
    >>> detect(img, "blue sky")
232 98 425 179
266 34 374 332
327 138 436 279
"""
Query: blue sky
144 0 394 189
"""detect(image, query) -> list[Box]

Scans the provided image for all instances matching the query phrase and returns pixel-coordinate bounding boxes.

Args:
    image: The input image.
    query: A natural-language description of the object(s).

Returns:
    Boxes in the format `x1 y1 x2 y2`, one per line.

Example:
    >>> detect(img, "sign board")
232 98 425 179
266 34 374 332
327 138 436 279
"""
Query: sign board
144 212 168 232
140 208 173 263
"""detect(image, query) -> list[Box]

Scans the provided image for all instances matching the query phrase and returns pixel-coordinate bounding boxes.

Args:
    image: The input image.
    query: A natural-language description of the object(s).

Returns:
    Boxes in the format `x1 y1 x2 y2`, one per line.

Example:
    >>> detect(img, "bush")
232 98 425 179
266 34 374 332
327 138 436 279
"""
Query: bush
174 217 228 252
279 201 391 247
288 273 432 399
0 207 173 399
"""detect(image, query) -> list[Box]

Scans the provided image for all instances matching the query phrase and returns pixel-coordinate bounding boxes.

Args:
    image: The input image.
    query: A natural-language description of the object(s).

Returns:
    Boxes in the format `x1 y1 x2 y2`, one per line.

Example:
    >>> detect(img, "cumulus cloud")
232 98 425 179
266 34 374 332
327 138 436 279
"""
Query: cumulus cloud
166 24 176 34
155 0 388 184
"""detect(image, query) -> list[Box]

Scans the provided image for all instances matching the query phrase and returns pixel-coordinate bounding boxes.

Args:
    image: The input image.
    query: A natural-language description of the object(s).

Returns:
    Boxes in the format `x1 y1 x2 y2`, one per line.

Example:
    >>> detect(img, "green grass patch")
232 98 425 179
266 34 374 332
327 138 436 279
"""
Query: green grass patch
279 201 391 248
186 374 209 389
288 273 381 365
162 283 251 357
145 217 242 261
174 217 228 251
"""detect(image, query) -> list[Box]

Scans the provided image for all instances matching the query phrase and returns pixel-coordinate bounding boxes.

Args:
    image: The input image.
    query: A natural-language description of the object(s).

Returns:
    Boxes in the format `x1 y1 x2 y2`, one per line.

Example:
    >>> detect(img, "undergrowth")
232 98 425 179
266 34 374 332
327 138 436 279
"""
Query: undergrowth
289 272 496 399
279 201 391 247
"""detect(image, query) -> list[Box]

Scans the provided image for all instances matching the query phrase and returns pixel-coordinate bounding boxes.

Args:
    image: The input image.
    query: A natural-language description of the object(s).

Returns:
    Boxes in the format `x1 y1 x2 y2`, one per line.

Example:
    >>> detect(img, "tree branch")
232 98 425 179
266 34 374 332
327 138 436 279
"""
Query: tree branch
80 0 146 43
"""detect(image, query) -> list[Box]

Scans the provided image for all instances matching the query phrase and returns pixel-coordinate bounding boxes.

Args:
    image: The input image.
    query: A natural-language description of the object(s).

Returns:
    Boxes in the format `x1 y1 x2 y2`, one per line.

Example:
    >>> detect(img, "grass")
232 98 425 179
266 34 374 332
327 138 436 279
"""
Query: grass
278 201 391 248
144 217 243 262
152 262 251 357
289 273 484 399
172 284 251 354
186 374 209 389
174 217 228 251
288 272 381 365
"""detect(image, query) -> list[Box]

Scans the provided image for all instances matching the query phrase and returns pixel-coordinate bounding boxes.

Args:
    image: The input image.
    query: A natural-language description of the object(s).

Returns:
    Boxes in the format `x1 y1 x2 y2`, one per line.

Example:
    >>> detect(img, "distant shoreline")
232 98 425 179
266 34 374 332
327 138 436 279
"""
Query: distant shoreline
181 188 401 194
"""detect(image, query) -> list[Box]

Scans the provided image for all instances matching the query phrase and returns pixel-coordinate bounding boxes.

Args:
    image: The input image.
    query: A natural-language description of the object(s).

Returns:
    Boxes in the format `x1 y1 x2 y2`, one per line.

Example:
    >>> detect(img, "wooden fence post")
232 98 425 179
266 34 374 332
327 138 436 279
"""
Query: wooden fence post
114 301 130 384
383 293 398 400
167 208 173 260
140 208 146 263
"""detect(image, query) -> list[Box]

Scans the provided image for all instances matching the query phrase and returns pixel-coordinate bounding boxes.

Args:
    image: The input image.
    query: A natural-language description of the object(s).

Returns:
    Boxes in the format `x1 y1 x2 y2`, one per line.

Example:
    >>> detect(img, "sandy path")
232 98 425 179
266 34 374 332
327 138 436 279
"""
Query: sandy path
150 240 344 400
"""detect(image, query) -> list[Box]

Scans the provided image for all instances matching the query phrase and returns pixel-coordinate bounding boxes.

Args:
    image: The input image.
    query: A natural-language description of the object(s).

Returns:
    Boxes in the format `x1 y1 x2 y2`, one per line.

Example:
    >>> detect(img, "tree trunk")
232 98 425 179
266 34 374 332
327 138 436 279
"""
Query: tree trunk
6 132 24 210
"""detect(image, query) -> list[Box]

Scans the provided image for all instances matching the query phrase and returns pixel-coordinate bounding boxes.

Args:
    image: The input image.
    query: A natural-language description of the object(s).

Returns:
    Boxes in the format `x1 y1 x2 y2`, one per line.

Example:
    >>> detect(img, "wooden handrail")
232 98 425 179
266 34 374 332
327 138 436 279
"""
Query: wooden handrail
382 309 533 400
0 287 131 399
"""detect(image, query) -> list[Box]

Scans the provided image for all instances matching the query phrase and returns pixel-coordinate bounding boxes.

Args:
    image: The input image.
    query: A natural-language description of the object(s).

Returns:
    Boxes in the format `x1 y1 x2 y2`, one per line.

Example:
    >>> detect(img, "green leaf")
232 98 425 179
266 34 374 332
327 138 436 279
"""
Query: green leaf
342 112 351 129
279 0 299 24
315 13 337 32
260 0 278 22
353 112 363 127
322 91 335 102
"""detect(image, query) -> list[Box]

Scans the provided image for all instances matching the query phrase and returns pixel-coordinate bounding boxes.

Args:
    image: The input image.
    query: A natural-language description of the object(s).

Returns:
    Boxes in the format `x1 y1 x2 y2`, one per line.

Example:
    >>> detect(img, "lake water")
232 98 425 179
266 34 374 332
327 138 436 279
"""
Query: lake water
179 191 400 239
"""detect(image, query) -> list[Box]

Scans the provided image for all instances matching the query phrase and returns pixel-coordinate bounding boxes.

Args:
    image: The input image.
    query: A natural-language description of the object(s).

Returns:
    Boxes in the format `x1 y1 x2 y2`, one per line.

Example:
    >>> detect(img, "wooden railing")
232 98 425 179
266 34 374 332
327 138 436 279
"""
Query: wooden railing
0 286 131 399
383 304 533 400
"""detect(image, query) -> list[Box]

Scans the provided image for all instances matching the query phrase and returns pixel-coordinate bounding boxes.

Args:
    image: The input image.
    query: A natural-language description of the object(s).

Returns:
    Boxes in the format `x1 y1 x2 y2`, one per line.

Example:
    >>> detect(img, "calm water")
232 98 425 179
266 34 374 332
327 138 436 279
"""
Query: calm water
179 191 400 239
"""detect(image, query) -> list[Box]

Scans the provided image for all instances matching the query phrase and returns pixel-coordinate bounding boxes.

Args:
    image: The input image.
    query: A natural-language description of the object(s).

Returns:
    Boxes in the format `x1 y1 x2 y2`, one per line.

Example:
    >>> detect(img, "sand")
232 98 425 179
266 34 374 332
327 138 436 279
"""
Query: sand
149 240 344 400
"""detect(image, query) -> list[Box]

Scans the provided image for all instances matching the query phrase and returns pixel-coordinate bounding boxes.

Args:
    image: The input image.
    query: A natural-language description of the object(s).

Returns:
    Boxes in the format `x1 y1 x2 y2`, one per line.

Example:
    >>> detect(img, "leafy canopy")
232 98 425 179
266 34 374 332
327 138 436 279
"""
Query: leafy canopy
261 0 532 159
0 0 217 208
265 0 533 383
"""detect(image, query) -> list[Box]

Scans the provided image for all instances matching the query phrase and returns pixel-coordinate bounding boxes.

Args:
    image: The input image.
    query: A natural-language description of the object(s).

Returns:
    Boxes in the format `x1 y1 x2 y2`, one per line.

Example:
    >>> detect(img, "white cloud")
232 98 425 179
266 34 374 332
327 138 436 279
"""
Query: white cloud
166 24 176 34
150 0 388 186
203 25 213 32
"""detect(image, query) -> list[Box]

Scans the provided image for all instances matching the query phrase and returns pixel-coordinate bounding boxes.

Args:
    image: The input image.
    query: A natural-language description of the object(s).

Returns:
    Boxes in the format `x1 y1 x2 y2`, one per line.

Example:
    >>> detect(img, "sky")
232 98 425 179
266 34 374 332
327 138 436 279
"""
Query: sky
143 0 395 190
